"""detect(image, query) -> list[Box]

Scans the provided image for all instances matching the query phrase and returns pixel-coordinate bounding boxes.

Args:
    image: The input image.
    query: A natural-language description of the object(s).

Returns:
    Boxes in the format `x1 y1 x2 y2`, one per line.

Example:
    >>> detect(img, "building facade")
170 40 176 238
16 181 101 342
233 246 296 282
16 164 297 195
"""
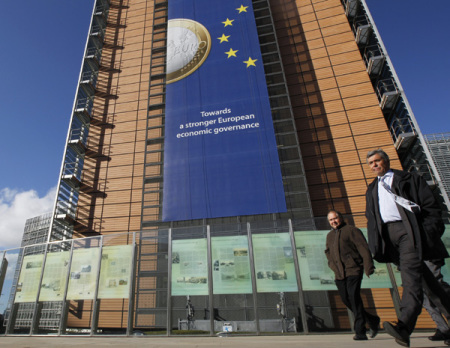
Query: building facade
425 133 450 214
4 0 448 336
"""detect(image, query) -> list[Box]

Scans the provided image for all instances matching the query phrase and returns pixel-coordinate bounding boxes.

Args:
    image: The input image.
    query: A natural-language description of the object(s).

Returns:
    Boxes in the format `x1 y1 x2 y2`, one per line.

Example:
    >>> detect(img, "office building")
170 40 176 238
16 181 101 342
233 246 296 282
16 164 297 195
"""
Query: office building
4 0 448 336
3 213 58 330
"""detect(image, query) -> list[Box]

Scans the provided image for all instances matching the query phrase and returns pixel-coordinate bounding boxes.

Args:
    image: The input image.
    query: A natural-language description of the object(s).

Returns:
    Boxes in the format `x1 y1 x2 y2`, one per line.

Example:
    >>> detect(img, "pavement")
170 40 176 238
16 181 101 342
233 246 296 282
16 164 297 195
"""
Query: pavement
0 332 449 348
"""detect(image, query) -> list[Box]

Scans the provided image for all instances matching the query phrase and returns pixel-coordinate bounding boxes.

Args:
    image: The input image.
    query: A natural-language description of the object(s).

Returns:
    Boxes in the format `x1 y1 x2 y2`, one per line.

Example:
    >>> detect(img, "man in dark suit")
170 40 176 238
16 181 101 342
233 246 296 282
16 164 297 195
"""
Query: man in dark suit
365 149 448 347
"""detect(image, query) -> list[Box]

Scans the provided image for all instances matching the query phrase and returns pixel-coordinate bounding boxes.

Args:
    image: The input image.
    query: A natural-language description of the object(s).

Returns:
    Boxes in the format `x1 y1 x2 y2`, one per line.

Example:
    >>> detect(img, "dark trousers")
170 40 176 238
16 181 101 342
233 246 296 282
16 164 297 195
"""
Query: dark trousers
383 221 423 334
423 260 450 334
422 259 450 323
335 275 379 335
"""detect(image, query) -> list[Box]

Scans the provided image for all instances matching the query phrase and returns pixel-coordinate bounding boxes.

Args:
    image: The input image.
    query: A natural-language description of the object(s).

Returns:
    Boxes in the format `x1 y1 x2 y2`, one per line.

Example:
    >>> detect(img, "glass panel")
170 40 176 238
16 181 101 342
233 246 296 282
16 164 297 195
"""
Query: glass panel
258 33 276 44
211 235 252 294
93 233 135 336
170 227 210 335
15 254 44 304
260 43 278 54
6 244 46 335
39 251 70 302
63 237 101 335
276 133 298 147
294 229 396 332
171 238 208 296
283 176 307 193
266 73 285 86
134 229 169 335
285 193 312 210
270 96 290 108
272 107 291 121
67 248 100 301
34 240 71 335
1 249 21 334
278 147 300 162
209 227 257 334
263 62 282 74
252 233 298 293
256 291 299 334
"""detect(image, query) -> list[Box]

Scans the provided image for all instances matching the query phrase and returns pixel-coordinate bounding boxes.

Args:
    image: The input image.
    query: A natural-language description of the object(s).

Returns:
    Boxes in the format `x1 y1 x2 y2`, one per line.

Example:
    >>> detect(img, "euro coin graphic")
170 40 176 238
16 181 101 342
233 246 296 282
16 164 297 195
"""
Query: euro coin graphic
166 19 211 84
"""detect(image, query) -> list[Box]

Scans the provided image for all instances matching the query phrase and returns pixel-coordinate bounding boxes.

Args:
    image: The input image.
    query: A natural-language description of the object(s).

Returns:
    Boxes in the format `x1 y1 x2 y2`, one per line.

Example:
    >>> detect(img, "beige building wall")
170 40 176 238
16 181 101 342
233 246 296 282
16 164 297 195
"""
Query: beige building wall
76 0 153 239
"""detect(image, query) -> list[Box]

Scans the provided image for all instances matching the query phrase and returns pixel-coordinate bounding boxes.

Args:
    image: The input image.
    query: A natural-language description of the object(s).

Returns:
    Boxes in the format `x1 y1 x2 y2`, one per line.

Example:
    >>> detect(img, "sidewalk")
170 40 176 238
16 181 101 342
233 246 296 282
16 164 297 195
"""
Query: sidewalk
0 332 448 348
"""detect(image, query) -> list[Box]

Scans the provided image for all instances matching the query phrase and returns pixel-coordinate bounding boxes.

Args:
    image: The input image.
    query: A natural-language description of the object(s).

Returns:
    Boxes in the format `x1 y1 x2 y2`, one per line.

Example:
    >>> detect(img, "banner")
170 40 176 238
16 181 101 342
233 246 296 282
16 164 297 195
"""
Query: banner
15 254 44 303
163 0 286 221
98 245 133 299
171 238 208 296
67 248 100 300
252 233 298 293
39 251 70 302
211 235 252 294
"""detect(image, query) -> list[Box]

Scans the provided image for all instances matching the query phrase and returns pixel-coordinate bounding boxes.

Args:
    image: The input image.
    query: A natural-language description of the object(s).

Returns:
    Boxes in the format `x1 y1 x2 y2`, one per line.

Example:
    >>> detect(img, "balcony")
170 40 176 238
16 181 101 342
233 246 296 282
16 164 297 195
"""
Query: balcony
353 15 371 45
364 44 385 76
94 9 107 28
80 71 98 96
377 79 399 110
90 24 106 45
74 98 94 123
95 0 110 13
61 161 83 188
85 47 102 70
390 117 417 151
344 0 359 18
54 201 77 225
68 127 88 155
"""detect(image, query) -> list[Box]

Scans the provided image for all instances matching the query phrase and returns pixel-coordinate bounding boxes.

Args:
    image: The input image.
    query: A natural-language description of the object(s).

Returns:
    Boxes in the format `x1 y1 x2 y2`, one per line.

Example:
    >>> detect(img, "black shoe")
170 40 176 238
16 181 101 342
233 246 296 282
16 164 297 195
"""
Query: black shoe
429 329 450 341
368 316 380 338
445 338 450 346
383 321 410 347
353 334 368 341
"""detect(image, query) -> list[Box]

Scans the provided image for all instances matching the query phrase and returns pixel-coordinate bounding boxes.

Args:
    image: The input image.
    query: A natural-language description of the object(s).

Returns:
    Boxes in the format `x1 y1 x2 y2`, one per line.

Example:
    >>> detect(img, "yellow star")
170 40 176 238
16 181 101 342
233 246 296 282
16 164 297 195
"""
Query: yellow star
222 18 234 27
217 34 230 43
236 5 248 13
244 57 257 67
225 48 238 58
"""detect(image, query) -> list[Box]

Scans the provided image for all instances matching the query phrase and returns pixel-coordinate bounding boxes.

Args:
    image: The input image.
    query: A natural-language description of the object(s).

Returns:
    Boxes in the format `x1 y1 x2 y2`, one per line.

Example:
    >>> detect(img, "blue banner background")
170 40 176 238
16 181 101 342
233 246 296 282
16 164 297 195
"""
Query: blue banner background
163 0 286 221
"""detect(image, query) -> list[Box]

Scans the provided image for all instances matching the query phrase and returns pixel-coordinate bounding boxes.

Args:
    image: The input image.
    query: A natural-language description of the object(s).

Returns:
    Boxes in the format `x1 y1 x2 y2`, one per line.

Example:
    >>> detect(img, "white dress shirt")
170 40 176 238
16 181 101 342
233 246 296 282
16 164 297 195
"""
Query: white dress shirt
377 170 402 223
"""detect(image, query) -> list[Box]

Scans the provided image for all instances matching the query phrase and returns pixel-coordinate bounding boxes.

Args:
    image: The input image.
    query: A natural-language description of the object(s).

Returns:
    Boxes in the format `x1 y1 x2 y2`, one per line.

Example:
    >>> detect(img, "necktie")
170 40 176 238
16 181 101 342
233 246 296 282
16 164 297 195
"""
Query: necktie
379 178 421 213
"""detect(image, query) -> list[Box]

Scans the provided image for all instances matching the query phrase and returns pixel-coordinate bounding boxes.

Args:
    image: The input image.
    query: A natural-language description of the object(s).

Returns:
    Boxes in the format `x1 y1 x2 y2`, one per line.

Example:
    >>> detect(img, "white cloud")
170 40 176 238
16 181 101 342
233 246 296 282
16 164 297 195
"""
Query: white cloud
0 187 56 250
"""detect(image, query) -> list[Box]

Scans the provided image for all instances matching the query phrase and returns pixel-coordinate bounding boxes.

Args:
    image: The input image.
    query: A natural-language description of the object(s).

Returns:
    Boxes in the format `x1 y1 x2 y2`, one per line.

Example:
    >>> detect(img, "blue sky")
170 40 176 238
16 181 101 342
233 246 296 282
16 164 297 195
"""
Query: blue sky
366 0 450 135
0 1 93 250
0 0 449 251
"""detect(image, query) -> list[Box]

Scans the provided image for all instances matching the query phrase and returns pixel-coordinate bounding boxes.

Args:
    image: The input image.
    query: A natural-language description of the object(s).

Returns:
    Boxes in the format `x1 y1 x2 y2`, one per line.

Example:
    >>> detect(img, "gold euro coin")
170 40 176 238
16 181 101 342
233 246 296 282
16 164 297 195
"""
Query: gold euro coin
166 19 211 84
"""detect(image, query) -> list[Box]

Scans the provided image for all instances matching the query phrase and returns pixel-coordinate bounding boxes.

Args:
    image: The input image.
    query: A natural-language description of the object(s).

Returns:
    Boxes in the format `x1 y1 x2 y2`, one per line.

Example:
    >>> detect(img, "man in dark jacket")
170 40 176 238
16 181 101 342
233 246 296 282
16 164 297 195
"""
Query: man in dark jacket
325 210 380 341
365 149 448 347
